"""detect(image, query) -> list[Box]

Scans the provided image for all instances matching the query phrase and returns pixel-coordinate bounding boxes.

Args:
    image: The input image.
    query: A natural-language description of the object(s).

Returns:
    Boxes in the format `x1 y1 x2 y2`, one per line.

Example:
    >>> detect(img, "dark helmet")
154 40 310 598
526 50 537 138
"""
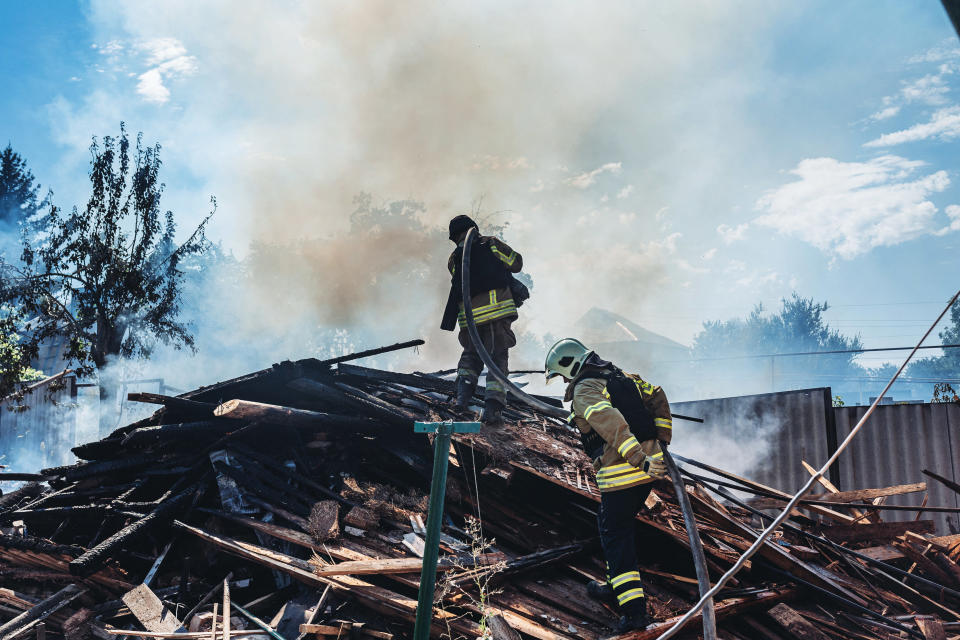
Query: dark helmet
449 214 479 241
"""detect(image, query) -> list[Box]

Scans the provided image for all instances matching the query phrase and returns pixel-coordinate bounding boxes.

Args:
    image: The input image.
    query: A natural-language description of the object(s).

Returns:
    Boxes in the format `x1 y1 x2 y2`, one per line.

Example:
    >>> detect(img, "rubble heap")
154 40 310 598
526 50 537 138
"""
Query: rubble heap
3 341 960 640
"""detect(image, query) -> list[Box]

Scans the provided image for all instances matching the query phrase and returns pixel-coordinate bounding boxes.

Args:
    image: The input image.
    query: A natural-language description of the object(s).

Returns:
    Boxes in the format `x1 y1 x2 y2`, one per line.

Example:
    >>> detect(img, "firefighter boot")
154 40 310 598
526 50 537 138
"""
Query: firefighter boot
613 598 652 633
453 377 477 412
586 580 614 602
481 398 505 427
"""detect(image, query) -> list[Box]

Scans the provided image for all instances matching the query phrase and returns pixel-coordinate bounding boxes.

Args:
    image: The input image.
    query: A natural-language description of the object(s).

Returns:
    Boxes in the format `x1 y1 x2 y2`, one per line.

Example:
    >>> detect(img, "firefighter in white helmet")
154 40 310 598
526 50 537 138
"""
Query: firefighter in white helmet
545 338 673 632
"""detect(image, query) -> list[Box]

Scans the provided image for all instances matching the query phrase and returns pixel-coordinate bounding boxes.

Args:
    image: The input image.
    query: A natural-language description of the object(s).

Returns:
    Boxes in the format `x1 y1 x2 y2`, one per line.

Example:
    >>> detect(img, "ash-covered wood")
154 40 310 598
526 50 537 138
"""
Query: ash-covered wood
2 340 959 640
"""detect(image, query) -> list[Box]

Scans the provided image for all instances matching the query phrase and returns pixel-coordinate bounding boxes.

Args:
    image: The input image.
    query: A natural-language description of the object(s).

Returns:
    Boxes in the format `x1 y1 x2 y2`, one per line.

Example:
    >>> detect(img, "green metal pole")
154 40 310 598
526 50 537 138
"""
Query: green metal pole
413 422 454 640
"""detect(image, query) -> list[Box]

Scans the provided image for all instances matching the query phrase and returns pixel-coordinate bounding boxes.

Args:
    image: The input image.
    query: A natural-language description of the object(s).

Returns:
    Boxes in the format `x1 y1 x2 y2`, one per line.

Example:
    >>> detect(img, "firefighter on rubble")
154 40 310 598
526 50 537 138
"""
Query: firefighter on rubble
441 215 524 427
545 338 672 632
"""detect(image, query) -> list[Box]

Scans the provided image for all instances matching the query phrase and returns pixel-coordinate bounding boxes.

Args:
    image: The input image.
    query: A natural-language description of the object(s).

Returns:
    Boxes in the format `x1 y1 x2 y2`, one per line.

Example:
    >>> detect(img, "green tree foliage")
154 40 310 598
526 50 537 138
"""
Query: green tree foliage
0 124 213 424
906 298 960 389
0 144 44 225
693 293 863 392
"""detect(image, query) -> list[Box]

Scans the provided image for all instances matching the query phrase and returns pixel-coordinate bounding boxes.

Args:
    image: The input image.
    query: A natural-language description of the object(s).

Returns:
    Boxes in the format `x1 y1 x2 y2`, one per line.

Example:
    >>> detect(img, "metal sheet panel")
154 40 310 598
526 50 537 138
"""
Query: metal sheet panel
0 375 78 471
672 387 834 495
834 403 960 534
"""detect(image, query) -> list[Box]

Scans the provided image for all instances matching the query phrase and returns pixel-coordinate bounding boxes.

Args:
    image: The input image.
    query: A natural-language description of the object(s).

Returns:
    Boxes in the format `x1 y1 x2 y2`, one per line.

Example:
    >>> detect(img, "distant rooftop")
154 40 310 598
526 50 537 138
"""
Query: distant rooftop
574 307 689 350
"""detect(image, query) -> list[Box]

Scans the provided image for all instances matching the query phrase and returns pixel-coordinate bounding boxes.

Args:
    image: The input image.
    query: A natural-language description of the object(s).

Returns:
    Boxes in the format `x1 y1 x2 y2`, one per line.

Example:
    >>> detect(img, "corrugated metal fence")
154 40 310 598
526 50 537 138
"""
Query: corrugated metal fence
0 373 78 470
673 388 960 534
835 403 960 534
672 388 838 495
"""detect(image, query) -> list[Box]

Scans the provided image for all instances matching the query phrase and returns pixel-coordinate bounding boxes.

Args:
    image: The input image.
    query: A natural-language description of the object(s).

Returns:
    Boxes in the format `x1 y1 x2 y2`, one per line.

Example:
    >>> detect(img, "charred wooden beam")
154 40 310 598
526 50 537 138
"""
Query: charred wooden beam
299 339 425 369
213 399 377 432
0 585 86 640
71 439 125 462
0 483 43 514
121 421 235 448
287 378 412 427
68 486 197 577
127 392 216 413
226 444 357 508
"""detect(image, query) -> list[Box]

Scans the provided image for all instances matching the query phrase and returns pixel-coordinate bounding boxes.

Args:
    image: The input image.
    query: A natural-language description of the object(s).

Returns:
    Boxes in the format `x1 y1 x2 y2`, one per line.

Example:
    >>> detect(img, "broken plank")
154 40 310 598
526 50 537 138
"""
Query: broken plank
120 585 183 634
817 520 934 544
766 603 830 640
0 585 87 640
916 616 948 640
486 615 522 640
751 482 928 509
101 632 265 638
686 490 869 607
213 399 367 430
312 553 504 576
173 521 479 638
858 533 960 562
611 588 795 640
679 457 856 523
69 487 197 577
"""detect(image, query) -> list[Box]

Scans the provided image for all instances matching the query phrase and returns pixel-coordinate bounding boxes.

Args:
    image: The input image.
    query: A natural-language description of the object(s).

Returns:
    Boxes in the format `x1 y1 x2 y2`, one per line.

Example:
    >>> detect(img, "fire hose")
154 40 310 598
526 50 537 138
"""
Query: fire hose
459 227 717 638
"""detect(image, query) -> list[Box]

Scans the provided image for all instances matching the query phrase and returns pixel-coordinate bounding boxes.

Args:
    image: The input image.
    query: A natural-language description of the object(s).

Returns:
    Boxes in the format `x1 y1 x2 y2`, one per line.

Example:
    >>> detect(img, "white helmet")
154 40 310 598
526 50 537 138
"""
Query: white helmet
544 338 593 384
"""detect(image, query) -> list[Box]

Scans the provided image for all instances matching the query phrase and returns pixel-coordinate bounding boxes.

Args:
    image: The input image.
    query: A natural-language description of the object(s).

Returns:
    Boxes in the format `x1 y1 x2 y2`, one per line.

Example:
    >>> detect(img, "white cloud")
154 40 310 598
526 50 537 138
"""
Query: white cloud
937 204 960 235
617 184 634 199
618 211 636 224
754 155 952 259
907 40 960 64
134 38 197 104
900 70 952 105
717 222 748 244
736 269 780 288
701 247 717 260
869 105 900 122
565 162 622 189
139 37 188 66
864 106 960 147
136 69 170 103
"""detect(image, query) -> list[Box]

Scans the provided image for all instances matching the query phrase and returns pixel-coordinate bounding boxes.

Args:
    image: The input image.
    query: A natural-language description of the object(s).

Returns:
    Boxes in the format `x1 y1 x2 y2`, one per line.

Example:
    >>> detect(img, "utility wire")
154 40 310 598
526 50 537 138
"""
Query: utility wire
654 287 960 640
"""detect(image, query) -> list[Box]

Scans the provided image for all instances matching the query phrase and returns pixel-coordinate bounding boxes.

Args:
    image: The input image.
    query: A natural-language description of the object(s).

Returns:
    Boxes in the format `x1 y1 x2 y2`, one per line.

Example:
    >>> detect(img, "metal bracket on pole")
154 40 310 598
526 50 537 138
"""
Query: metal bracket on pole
412 421 481 640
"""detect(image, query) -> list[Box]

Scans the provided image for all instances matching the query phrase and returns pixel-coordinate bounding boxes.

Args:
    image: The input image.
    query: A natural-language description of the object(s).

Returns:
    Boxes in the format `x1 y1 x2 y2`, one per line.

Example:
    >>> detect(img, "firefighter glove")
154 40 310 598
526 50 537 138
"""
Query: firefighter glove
642 453 667 478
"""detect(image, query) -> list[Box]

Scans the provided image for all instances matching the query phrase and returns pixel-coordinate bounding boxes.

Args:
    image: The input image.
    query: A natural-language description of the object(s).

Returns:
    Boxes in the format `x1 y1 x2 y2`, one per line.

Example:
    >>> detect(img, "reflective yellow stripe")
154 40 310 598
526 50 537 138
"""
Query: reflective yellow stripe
597 470 650 488
583 400 613 420
649 452 663 460
489 290 496 305
567 412 575 423
655 417 672 430
618 436 640 457
597 462 634 476
602 386 611 399
457 297 518 327
610 571 641 588
618 588 645 605
490 245 516 266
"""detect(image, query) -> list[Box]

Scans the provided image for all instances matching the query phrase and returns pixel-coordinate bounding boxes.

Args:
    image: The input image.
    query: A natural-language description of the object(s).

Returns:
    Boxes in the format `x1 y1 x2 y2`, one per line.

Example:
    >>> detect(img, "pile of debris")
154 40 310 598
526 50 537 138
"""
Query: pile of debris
3 340 960 640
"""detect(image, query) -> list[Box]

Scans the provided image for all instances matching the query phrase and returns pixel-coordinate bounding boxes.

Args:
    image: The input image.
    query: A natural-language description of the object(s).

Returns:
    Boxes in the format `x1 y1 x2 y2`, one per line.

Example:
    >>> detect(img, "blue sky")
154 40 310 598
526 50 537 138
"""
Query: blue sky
2 1 959 375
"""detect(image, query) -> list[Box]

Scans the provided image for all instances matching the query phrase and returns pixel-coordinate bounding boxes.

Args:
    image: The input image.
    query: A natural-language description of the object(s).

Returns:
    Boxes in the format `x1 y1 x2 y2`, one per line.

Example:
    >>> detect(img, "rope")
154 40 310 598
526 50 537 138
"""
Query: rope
654 288 960 640
468 443 485 545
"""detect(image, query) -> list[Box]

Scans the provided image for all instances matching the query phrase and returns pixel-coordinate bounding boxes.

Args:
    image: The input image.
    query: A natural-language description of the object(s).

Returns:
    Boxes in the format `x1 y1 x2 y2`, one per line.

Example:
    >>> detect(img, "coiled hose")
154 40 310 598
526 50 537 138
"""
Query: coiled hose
459 226 717 638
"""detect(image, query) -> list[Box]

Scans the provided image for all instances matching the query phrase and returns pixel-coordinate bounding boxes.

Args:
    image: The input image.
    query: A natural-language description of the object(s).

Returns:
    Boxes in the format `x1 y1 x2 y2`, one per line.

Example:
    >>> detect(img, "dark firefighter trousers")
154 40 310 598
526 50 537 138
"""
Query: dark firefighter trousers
599 482 653 614
456 318 516 407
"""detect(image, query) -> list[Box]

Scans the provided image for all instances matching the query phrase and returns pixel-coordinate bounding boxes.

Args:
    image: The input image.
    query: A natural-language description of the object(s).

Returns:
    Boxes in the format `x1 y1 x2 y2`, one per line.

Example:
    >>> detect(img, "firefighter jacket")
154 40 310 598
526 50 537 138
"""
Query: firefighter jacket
441 235 523 331
565 359 673 492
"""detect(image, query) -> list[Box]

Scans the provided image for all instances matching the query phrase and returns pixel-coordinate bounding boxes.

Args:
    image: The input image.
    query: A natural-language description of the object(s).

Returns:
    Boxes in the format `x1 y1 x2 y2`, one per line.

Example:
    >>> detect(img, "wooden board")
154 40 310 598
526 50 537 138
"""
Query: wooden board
121 585 183 634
